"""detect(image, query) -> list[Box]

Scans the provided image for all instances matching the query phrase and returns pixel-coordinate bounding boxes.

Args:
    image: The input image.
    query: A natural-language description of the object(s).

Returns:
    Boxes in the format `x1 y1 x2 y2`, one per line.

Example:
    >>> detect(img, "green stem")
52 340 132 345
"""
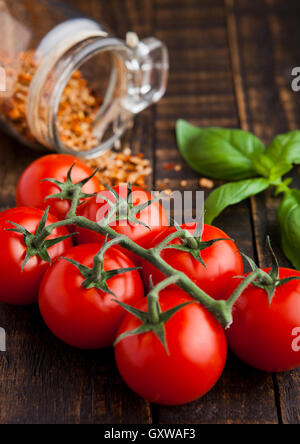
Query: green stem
45 215 233 327
226 269 263 310
147 276 179 324
149 275 180 294
271 177 292 197
46 213 227 324
153 230 187 252
42 191 255 328
67 187 82 219
92 250 103 282
148 293 160 324
32 230 50 248
92 236 126 281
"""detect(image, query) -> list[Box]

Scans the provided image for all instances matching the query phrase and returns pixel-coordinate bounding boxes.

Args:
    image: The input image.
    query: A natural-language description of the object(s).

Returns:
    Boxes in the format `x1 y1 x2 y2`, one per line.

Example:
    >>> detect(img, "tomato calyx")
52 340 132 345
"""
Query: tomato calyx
6 207 75 271
155 219 231 268
62 237 140 296
242 236 300 303
98 183 160 229
43 163 99 204
114 276 194 354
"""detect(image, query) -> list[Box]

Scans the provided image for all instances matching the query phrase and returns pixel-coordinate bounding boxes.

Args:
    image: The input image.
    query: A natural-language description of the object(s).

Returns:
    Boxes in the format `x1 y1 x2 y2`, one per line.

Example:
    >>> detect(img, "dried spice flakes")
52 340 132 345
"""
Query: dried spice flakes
86 145 152 190
199 178 214 189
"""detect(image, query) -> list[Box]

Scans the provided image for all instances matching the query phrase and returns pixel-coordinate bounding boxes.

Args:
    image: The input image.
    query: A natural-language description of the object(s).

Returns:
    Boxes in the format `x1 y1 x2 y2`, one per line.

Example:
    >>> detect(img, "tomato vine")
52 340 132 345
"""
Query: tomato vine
34 166 266 329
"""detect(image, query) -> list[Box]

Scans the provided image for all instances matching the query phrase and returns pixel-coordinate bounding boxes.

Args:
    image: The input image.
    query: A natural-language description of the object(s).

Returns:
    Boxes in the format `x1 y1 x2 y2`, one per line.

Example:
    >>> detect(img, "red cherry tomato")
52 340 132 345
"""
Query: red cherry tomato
115 290 227 405
39 243 144 349
76 184 168 262
227 267 300 372
0 207 73 305
140 223 243 300
16 154 101 220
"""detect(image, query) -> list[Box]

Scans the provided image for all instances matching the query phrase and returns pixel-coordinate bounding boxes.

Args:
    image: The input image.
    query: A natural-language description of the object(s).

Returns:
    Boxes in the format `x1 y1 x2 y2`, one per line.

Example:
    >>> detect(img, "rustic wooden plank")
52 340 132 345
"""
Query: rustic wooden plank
2 0 299 425
65 0 155 424
266 0 300 424
154 0 278 424
0 0 154 424
0 303 94 424
154 0 223 9
0 135 97 424
226 0 300 424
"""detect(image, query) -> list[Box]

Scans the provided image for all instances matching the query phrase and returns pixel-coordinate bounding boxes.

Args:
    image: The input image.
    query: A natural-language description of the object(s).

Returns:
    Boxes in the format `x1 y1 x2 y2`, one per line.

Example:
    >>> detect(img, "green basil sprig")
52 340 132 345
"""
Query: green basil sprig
176 120 271 180
278 190 300 270
265 130 300 165
176 120 300 270
205 178 269 225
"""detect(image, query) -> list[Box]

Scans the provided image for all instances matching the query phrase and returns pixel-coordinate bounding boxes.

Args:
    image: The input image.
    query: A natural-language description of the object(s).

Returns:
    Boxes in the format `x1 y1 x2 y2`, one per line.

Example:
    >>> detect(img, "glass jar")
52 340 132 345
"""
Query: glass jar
0 0 168 159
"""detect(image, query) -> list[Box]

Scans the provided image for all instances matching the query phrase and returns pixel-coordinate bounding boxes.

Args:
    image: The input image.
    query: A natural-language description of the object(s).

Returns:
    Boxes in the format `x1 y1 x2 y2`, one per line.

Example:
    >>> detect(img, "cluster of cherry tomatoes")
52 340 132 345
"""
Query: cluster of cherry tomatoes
0 153 300 406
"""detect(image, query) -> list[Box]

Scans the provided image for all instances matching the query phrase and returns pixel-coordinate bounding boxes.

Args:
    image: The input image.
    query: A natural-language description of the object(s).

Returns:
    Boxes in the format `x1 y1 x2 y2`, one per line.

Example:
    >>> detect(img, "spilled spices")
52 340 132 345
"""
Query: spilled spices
163 162 177 171
199 177 214 189
86 145 152 190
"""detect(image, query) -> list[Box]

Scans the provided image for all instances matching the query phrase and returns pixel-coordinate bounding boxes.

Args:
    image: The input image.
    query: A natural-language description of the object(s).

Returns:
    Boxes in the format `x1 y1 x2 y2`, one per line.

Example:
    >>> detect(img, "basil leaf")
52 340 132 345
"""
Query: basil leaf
268 162 293 182
176 120 266 181
278 189 300 270
204 178 270 224
250 153 277 178
265 131 300 165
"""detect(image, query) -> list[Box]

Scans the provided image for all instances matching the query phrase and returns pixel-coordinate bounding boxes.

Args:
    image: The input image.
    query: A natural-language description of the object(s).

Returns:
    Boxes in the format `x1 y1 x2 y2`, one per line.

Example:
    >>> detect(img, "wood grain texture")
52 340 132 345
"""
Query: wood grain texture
226 0 300 424
66 0 154 424
0 0 154 425
154 0 278 424
0 0 299 424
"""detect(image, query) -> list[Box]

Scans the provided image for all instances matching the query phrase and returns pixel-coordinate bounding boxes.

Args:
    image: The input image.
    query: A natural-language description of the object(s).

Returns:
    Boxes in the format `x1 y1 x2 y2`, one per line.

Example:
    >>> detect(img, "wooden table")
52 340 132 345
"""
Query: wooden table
0 0 299 424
